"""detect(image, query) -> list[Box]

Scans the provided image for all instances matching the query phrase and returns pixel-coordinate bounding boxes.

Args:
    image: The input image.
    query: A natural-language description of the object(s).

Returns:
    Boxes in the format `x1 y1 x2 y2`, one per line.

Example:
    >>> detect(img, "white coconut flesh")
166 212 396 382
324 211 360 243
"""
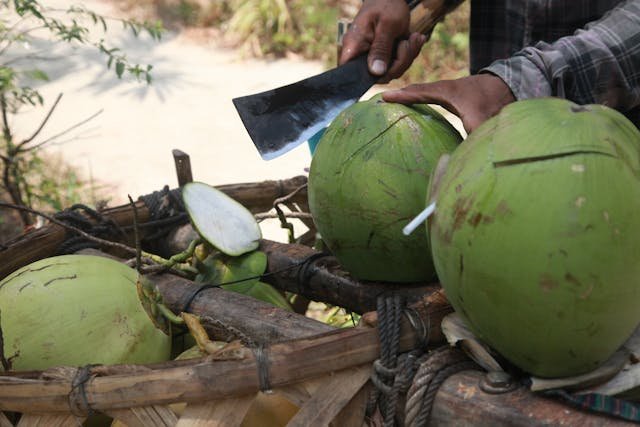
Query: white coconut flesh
182 182 262 256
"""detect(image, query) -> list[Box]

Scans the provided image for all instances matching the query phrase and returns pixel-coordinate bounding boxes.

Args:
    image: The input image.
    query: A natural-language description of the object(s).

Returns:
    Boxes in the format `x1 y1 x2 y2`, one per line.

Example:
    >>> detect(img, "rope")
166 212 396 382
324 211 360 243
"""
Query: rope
254 344 272 392
68 364 98 417
52 186 188 255
295 251 331 295
54 204 126 255
368 295 405 426
137 185 189 244
404 346 479 427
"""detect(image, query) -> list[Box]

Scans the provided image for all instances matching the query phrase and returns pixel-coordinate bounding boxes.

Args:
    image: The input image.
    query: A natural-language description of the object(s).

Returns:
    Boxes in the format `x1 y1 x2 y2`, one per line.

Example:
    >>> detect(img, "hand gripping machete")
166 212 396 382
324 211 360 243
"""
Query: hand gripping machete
232 0 450 160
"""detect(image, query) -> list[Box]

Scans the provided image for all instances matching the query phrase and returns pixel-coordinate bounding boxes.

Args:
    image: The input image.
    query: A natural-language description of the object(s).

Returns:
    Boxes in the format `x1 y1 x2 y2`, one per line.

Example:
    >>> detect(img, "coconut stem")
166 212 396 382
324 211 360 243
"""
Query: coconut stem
169 238 202 264
157 303 184 325
181 312 230 355
403 202 436 236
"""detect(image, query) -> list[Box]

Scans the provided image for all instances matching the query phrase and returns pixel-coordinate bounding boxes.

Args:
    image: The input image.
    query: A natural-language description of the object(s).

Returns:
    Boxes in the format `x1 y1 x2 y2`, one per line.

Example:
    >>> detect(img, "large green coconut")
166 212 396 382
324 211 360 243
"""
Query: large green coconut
429 98 640 377
0 255 172 371
308 95 462 282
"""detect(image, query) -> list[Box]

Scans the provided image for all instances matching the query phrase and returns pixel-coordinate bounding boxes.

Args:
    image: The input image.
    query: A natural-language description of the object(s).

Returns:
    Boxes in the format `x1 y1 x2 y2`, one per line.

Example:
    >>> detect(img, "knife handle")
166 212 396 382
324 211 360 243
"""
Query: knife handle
408 0 451 35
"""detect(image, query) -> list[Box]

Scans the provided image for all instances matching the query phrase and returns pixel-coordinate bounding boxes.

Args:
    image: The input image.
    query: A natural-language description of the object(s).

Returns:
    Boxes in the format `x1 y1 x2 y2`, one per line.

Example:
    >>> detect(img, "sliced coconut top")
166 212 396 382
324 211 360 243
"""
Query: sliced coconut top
182 182 261 256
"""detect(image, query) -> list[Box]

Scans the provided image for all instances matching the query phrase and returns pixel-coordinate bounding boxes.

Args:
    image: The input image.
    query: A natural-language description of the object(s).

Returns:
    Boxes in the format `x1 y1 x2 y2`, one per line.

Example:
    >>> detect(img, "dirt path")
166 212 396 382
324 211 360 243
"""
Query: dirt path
15 1 323 204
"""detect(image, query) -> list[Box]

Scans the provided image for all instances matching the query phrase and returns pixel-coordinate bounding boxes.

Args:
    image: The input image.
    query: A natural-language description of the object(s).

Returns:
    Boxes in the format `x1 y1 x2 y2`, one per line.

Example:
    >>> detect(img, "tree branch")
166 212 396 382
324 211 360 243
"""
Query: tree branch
27 108 103 151
255 211 312 221
1 94 13 146
16 92 62 151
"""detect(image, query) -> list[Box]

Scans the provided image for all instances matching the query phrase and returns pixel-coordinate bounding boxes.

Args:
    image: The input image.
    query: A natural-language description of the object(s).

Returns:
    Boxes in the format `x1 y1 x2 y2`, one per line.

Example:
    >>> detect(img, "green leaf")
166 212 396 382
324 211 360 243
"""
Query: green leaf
115 61 125 78
25 69 49 81
224 281 292 310
194 251 290 310
196 250 267 285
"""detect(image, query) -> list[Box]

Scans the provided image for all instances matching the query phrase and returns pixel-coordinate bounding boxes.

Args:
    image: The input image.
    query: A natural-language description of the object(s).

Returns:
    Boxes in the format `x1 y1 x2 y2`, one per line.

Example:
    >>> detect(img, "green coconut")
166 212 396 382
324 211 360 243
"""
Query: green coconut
0 255 172 371
308 95 462 282
429 98 640 377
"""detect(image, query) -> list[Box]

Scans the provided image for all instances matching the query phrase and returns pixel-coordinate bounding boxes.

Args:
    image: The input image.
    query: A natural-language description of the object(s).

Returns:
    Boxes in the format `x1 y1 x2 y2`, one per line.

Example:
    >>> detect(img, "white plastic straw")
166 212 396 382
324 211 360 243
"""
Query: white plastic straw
402 202 436 236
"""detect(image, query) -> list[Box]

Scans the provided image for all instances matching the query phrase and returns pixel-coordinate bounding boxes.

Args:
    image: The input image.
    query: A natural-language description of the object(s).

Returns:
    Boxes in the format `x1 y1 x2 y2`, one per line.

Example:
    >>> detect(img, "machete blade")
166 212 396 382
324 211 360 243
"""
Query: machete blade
232 55 377 160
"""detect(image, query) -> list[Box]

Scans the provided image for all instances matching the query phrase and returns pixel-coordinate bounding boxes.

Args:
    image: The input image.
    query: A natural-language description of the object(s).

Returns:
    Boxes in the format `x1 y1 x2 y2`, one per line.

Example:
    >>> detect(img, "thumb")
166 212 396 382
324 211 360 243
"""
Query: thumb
368 32 395 76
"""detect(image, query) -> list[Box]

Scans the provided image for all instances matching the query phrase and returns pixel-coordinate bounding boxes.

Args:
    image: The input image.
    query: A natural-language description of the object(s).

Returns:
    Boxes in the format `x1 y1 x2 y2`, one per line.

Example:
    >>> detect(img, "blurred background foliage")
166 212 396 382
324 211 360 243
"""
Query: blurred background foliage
117 0 470 84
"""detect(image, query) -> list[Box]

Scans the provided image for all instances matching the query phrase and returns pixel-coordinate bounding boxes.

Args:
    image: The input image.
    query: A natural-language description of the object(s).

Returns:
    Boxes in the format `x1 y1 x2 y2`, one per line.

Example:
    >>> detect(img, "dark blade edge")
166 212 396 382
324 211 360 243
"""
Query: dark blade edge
232 55 378 160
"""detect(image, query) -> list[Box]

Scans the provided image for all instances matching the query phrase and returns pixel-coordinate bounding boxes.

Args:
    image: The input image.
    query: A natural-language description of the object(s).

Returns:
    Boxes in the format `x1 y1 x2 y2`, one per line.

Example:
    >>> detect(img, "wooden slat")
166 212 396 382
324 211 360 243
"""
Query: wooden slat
106 405 178 427
286 365 371 427
175 395 255 427
243 393 300 427
0 412 13 427
330 381 371 427
16 413 83 427
274 377 324 408
431 370 637 427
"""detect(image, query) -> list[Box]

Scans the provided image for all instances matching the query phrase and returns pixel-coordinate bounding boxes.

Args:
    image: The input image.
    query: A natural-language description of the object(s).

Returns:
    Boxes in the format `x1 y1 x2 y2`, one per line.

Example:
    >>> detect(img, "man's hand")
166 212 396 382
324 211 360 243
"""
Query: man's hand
382 74 517 133
339 0 426 82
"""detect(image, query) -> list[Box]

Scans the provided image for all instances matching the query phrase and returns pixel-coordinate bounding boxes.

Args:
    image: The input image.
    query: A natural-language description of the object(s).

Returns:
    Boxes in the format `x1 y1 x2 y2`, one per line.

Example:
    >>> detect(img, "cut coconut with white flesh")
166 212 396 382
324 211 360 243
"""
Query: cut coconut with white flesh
183 182 262 256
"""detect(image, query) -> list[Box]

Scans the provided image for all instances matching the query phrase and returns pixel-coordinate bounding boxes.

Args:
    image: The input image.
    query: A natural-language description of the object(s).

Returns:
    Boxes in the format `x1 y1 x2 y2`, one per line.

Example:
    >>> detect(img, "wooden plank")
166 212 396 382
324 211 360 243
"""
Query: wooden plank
243 393 300 427
274 377 324 408
0 412 13 427
172 150 193 188
106 406 177 427
175 395 255 427
431 370 637 427
286 365 371 427
330 381 371 427
16 413 83 427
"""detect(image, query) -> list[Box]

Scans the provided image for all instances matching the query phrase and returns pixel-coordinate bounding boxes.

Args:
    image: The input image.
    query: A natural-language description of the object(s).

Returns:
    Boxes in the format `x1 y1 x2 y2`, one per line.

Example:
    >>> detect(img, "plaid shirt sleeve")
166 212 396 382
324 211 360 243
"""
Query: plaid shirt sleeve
482 0 640 112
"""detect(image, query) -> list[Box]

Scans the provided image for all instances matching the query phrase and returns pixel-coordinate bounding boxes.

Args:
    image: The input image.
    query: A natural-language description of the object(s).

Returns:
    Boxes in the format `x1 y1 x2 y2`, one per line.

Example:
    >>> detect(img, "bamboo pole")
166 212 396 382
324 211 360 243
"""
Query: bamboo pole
0 328 395 412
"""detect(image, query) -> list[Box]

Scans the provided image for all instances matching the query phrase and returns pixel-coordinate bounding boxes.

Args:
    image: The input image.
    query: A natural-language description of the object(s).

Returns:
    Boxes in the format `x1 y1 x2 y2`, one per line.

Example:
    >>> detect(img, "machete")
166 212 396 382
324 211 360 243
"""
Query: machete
233 0 449 160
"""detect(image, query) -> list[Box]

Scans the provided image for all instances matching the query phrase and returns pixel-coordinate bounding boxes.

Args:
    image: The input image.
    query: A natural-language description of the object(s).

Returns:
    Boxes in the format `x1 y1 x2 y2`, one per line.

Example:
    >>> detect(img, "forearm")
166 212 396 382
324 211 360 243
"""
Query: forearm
483 0 640 112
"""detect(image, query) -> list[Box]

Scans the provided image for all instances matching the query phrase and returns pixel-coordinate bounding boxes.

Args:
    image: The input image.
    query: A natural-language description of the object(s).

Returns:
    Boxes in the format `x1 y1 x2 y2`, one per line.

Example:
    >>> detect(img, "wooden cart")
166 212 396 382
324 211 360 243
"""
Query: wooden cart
0 155 632 426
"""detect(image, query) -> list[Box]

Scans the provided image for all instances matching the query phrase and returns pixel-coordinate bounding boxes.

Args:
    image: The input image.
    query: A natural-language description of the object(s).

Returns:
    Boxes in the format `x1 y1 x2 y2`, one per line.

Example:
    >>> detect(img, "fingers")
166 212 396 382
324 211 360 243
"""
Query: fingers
382 82 454 109
368 8 410 76
339 0 410 74
339 22 373 65
382 81 467 131
367 30 396 76
379 33 427 83
382 75 516 134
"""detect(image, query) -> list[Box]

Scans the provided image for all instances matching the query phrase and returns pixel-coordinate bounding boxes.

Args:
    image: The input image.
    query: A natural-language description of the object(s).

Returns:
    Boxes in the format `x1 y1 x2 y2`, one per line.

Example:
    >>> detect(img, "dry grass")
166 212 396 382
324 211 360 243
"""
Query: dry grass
110 0 470 83
397 2 470 86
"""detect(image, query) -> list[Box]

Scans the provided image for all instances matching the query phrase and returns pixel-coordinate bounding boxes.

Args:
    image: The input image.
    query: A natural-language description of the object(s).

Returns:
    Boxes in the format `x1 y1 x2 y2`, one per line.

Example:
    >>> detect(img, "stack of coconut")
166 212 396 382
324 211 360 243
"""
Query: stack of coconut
308 95 640 380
